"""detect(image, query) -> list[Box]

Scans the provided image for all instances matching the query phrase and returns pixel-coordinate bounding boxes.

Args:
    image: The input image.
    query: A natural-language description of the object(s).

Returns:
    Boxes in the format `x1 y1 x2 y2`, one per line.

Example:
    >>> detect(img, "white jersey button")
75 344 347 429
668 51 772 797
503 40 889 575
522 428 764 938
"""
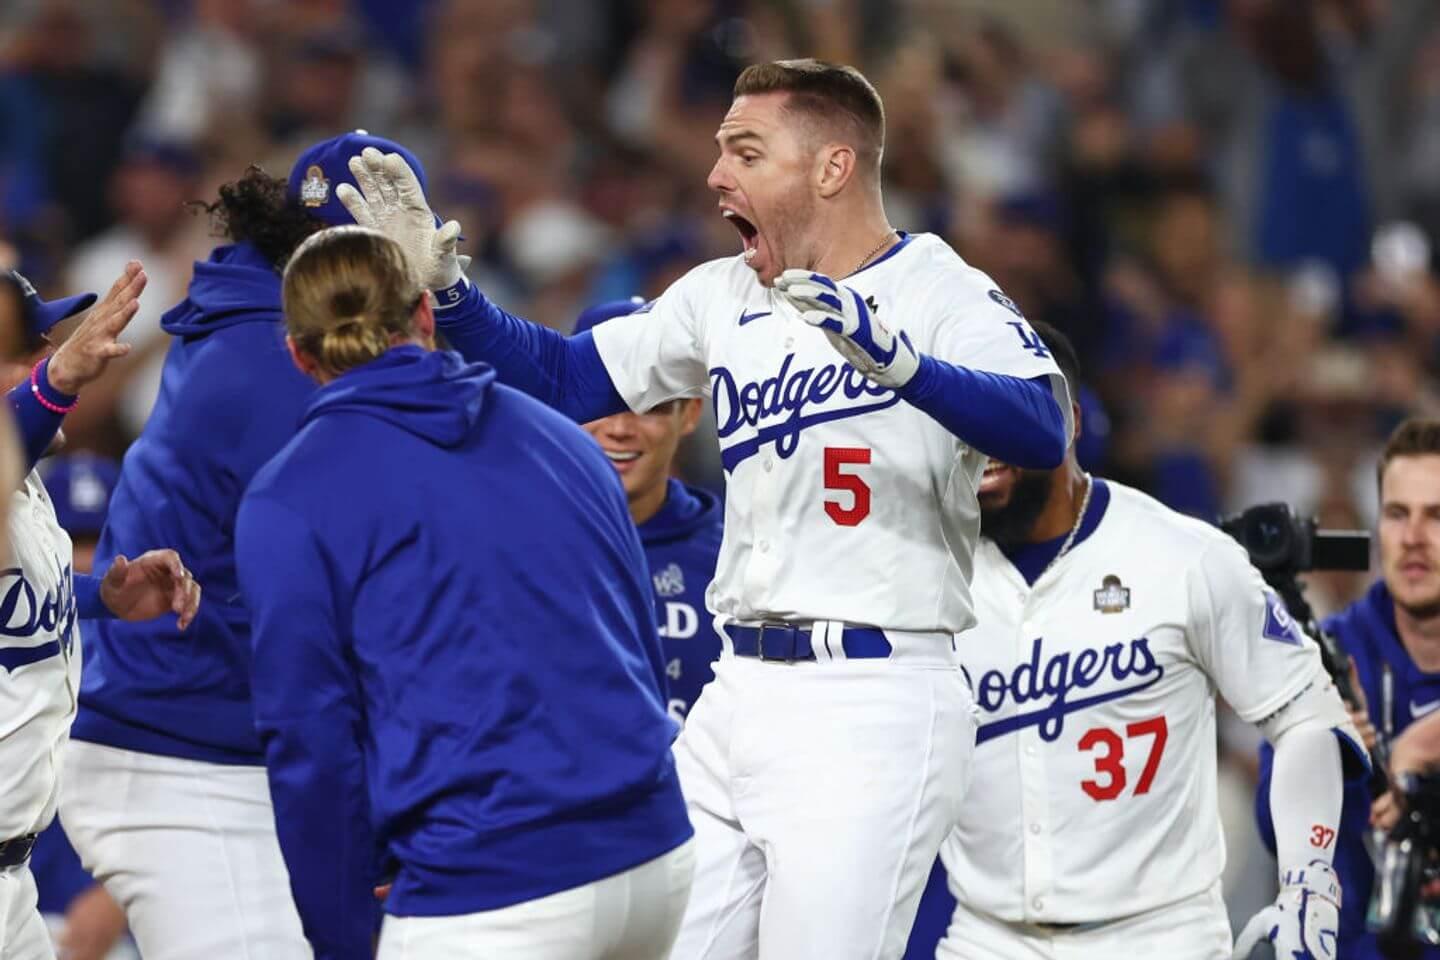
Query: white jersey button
759 541 770 553
764 459 773 472
1033 897 1045 911
784 337 795 349
1029 822 1041 835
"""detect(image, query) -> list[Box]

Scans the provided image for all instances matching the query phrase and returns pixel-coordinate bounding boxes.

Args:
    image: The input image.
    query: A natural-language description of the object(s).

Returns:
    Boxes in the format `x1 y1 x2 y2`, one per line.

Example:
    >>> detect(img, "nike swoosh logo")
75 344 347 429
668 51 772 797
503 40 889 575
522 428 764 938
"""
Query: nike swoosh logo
738 310 772 326
1412 698 1440 717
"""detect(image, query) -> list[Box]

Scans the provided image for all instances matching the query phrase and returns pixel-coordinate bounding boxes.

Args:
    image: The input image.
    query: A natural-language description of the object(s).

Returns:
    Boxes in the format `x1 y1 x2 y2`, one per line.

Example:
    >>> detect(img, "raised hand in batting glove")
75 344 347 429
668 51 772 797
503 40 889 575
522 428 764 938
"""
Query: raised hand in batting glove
1232 860 1340 960
774 269 919 389
336 147 465 291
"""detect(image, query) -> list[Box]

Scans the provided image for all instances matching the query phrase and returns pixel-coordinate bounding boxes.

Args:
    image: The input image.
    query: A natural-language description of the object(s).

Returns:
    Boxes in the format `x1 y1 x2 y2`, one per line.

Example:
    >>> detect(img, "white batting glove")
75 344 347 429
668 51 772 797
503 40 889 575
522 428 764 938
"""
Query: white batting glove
774 268 919 389
1232 861 1340 960
335 147 464 291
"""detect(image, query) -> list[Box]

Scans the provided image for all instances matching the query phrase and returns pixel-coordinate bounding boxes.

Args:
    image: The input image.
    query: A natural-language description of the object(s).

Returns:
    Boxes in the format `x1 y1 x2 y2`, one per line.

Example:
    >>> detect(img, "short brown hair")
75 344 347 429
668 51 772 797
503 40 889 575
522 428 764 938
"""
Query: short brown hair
734 59 885 177
282 226 424 378
1378 418 1440 490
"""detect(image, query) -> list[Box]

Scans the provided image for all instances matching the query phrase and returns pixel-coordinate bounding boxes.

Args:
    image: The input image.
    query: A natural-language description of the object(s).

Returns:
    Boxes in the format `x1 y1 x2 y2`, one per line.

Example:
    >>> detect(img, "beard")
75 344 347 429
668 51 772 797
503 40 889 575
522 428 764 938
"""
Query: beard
979 468 1054 546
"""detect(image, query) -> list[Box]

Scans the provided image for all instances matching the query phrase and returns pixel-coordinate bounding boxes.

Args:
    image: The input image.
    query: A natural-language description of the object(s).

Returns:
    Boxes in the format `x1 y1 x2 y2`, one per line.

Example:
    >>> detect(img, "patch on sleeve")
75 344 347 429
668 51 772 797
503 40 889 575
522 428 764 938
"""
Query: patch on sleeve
988 289 1025 318
1262 592 1305 646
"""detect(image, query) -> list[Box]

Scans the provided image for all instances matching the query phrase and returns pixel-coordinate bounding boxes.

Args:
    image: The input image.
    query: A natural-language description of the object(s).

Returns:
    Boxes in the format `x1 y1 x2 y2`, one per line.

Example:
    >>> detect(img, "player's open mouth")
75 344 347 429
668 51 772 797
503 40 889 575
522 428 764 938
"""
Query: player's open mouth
722 209 760 263
604 450 641 463
979 460 1014 495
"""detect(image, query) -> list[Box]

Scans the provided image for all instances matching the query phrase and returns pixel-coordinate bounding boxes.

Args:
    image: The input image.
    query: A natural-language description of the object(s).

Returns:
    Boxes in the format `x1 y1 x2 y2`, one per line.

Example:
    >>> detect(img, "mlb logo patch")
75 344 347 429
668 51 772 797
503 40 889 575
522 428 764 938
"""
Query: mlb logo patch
1262 592 1305 646
1093 574 1130 613
988 289 1024 318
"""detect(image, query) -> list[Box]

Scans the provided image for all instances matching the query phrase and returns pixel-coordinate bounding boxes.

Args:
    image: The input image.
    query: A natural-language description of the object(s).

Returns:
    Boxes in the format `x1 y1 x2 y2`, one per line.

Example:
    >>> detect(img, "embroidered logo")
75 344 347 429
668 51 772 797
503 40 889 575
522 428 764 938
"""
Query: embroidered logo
738 309 772 326
1093 575 1131 614
1262 592 1305 646
969 635 1165 743
864 294 880 314
299 165 330 207
989 289 1024 318
653 562 685 598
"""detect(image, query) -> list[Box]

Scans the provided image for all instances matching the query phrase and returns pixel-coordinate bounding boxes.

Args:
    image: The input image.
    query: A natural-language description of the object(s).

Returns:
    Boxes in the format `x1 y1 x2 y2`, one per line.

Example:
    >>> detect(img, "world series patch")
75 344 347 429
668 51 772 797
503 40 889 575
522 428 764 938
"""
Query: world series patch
1093 574 1131 613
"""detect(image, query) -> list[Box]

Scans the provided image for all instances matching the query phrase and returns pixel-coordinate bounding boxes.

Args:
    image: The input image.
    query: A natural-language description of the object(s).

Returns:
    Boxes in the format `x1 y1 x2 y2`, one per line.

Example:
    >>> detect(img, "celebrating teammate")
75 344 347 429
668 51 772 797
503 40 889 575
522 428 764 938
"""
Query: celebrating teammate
59 131 424 958
236 226 693 960
0 266 199 960
341 58 1071 958
926 322 1363 960
574 299 724 722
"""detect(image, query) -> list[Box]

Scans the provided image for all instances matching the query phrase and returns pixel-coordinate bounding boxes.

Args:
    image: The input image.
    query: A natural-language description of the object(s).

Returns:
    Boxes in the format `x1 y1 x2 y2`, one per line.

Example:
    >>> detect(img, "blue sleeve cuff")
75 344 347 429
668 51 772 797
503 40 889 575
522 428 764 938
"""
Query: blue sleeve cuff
7 361 70 471
74 572 115 620
898 355 1066 468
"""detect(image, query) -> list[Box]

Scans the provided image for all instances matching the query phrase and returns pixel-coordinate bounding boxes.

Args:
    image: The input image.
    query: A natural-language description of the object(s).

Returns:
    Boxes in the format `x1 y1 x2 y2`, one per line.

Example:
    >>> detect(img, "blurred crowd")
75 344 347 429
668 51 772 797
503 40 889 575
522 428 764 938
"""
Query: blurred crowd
6 0 1440 943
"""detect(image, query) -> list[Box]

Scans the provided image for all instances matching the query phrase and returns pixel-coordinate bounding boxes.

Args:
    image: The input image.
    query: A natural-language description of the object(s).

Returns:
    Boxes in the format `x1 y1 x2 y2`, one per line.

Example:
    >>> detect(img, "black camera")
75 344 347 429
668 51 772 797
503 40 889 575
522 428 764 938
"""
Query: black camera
1219 503 1371 577
1220 504 1372 729
1375 771 1440 955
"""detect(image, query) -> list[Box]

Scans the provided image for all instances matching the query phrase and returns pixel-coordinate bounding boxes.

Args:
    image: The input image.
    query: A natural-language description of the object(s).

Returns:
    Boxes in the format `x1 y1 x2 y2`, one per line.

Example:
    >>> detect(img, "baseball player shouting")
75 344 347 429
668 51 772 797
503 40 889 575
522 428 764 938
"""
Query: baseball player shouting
339 58 1072 959
0 266 199 960
931 322 1363 960
573 299 725 723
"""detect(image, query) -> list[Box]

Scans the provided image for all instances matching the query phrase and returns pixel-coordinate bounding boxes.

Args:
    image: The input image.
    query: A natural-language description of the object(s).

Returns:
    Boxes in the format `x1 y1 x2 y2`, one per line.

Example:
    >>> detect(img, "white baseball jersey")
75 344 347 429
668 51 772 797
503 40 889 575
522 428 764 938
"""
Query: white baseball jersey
0 471 78 840
592 233 1071 634
940 480 1326 923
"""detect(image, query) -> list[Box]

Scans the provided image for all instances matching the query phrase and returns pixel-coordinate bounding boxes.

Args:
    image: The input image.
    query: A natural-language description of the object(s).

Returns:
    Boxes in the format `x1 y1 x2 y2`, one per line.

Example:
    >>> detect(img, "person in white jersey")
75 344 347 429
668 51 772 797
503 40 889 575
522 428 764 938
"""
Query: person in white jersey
337 58 1072 960
937 320 1365 960
0 264 200 959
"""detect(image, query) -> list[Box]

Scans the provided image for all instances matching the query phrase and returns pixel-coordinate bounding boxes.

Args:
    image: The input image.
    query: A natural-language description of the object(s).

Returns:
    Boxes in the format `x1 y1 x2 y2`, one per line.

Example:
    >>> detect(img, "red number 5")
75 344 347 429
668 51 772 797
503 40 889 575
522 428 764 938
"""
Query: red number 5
823 447 871 526
1078 716 1169 802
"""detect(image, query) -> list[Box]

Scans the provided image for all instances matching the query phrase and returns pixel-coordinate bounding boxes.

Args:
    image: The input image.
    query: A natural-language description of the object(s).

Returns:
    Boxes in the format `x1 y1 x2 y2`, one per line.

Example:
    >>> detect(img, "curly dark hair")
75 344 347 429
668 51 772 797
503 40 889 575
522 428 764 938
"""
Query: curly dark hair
192 166 326 270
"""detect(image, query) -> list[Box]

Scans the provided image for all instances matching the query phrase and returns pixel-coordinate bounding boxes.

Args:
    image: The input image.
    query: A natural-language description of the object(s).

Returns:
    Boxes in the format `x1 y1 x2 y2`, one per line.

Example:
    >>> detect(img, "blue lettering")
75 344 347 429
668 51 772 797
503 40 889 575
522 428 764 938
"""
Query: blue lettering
972 635 1165 744
709 353 902 472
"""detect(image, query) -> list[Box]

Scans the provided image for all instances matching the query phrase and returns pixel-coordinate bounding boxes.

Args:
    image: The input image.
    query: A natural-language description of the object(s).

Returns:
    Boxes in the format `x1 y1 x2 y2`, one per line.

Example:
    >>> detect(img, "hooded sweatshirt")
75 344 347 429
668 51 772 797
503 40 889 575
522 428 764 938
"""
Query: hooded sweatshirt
1255 580 1439 960
72 242 317 763
235 346 690 959
637 478 723 720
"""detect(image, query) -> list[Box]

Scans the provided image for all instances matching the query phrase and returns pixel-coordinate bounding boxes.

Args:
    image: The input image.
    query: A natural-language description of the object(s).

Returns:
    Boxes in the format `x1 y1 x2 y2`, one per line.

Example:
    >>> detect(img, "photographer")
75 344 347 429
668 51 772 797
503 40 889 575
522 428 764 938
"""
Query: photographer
1257 417 1440 958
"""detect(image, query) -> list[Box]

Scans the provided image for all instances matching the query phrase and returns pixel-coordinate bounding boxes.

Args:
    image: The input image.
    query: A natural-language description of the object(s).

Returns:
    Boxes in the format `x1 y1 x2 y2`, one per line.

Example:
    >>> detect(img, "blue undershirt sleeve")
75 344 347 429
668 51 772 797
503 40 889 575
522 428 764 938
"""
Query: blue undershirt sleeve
433 281 626 422
73 573 116 620
6 360 70 473
897 355 1066 468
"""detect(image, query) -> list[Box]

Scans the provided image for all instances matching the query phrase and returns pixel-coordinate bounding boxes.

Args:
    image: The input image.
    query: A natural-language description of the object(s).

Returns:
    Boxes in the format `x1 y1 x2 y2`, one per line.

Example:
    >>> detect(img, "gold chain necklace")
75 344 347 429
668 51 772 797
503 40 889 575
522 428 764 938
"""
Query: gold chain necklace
846 230 897 278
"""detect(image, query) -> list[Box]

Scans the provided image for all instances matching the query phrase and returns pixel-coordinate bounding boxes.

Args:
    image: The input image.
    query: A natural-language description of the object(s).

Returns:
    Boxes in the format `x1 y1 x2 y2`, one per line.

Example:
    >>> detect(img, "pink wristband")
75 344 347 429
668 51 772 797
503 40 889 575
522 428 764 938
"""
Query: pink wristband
30 360 77 414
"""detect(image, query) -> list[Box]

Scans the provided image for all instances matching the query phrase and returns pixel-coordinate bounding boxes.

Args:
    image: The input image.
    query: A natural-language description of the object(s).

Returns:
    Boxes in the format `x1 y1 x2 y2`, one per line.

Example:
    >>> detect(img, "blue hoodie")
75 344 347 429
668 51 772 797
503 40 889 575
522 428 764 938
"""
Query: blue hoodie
1256 580 1440 960
638 478 723 721
234 346 691 959
72 242 317 763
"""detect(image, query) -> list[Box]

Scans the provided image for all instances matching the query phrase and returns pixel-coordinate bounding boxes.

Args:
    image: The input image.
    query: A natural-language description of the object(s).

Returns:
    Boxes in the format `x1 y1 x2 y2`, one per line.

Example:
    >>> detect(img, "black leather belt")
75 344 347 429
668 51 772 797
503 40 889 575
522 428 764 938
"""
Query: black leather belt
0 833 37 869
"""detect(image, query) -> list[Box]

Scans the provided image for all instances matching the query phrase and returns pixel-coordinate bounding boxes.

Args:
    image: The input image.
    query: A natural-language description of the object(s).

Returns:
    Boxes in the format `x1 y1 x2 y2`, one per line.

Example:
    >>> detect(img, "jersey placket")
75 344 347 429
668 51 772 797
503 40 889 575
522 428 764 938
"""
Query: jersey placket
1017 571 1057 919
737 314 789 609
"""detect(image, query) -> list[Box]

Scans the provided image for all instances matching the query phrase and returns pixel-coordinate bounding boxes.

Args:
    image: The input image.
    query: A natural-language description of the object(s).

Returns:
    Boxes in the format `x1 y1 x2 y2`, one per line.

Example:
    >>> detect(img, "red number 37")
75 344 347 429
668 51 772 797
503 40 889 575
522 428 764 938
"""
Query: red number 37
1078 716 1169 801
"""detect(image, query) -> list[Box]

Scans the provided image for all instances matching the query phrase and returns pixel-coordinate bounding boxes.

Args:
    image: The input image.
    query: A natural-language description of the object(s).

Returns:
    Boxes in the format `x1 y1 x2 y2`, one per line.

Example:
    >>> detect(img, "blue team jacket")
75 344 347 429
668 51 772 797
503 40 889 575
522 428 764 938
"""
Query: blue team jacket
1257 579 1440 960
73 243 316 763
234 346 692 959
638 478 723 720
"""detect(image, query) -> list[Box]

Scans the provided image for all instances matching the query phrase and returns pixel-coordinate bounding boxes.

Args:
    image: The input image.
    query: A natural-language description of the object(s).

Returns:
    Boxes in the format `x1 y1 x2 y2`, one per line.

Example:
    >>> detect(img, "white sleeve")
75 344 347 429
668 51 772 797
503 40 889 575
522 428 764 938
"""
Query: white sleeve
1186 538 1327 721
590 266 709 412
922 275 1074 442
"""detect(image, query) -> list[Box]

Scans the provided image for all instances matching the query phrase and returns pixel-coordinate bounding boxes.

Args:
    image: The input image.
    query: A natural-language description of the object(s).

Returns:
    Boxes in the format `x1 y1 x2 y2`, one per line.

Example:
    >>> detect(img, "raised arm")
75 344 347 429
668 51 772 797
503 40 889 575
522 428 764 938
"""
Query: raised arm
334 148 628 421
6 262 147 472
774 269 1067 467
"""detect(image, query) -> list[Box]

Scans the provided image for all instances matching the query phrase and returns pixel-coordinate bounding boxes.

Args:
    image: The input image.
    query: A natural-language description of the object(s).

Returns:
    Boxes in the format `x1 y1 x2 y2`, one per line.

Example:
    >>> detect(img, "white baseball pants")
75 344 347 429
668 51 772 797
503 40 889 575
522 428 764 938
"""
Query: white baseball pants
58 740 311 960
669 648 978 960
936 881 1232 960
376 839 695 959
0 866 54 960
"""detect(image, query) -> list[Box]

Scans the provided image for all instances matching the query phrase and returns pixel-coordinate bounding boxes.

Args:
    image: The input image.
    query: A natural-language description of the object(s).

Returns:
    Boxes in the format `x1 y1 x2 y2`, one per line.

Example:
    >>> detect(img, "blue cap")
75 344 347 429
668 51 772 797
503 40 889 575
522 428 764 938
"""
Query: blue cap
40 453 119 536
572 297 648 336
4 270 96 338
287 130 435 227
